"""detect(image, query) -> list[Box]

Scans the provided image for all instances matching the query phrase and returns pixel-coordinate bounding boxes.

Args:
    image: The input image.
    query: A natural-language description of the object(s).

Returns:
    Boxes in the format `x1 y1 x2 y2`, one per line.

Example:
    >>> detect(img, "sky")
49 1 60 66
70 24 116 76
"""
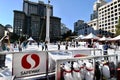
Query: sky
0 0 111 31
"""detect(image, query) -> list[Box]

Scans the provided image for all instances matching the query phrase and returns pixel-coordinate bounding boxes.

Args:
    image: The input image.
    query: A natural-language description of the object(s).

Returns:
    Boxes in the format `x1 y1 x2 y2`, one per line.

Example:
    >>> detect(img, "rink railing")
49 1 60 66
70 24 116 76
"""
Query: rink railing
55 54 119 80
0 48 119 80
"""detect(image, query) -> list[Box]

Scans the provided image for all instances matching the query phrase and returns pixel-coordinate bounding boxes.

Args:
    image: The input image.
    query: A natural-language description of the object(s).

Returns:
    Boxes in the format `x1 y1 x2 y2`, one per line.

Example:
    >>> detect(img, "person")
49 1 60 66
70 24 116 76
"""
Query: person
103 42 109 60
41 41 44 51
58 42 60 50
65 41 68 50
0 42 7 69
22 40 27 49
18 44 22 52
76 41 78 47
37 41 39 48
45 41 48 50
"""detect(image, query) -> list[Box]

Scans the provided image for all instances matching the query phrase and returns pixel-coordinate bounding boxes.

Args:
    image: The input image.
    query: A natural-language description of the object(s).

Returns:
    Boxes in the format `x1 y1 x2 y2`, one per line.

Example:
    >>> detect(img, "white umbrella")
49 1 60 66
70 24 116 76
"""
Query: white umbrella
84 33 99 39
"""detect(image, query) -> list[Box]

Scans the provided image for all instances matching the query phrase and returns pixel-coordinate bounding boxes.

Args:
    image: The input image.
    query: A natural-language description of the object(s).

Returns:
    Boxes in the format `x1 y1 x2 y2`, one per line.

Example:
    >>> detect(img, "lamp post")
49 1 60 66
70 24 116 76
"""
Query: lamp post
45 0 50 43
19 28 22 44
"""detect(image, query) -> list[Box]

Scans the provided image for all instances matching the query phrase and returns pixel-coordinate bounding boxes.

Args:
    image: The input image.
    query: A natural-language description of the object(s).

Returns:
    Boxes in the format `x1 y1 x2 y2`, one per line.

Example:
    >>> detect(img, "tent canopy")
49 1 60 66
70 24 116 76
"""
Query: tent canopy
84 33 99 39
27 37 35 41
112 35 120 40
99 36 111 41
75 35 84 40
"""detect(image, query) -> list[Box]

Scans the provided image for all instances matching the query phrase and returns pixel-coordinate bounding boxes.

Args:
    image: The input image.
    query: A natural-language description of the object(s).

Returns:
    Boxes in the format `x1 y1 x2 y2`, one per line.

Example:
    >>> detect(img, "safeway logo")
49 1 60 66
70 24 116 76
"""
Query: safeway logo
21 54 40 69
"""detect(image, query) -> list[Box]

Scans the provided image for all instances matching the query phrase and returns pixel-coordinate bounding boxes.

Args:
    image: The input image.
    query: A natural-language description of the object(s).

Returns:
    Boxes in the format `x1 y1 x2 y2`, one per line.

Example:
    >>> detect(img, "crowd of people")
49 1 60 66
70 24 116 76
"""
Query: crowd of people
0 38 119 70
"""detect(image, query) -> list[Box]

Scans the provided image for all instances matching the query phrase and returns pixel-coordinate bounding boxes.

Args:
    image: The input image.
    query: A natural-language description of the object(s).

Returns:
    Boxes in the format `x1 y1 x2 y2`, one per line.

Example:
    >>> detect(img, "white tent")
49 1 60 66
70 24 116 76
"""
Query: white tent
75 35 84 40
84 33 99 39
112 35 120 40
99 36 111 41
27 37 34 41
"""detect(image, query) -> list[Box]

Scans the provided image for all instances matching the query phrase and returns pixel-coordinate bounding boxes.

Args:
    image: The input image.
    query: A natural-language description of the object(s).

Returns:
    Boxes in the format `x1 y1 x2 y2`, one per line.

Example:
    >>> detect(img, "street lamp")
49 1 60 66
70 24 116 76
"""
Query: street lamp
45 0 50 43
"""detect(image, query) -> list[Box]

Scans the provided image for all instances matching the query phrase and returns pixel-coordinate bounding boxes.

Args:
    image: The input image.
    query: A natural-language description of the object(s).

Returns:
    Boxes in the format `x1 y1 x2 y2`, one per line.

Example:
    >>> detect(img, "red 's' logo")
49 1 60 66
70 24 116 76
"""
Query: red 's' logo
21 54 40 69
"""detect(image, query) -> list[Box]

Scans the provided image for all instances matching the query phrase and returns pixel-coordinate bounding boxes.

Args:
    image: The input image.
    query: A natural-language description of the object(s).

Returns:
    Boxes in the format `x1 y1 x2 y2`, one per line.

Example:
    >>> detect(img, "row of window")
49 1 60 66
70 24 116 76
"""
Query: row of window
99 20 118 26
99 4 120 12
99 8 120 16
99 16 119 21
99 1 120 11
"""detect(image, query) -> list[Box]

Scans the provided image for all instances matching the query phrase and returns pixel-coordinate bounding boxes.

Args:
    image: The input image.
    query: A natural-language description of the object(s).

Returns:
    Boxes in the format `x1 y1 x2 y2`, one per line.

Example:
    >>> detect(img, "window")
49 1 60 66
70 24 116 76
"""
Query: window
115 13 117 16
115 9 117 12
115 17 118 20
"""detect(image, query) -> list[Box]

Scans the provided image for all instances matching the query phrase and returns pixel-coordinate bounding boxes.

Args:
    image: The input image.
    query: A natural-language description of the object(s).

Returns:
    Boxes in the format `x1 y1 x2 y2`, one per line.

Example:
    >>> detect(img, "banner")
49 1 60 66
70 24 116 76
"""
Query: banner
13 52 47 78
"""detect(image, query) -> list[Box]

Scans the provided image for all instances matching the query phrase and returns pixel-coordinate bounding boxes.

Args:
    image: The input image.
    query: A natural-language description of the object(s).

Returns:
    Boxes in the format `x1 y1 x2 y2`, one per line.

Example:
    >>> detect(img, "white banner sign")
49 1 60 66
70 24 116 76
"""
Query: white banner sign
13 52 47 78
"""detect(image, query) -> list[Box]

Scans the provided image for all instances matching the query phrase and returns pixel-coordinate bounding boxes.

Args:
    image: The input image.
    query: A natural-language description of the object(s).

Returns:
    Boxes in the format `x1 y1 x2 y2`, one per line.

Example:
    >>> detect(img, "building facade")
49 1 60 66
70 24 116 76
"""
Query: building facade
75 0 120 37
0 24 6 39
91 0 106 20
87 19 99 35
74 20 93 35
61 23 70 35
98 0 120 36
13 0 61 41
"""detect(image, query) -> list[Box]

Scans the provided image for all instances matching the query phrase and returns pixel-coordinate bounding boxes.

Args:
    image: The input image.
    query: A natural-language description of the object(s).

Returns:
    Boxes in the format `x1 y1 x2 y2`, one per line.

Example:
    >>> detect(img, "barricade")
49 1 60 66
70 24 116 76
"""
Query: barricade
0 49 104 80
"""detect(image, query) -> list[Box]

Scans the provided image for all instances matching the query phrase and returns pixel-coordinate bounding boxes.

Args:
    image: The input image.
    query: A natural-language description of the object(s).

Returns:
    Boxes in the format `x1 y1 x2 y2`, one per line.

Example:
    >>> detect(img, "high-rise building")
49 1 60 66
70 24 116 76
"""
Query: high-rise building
13 0 61 41
75 0 107 36
61 23 70 35
84 0 120 36
74 20 93 35
91 0 106 20
0 24 6 39
98 0 120 36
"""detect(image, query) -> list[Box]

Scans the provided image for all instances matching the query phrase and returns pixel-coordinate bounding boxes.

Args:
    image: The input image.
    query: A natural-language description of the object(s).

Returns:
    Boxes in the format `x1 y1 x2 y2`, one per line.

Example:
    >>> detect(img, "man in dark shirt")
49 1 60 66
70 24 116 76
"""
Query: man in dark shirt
103 42 109 60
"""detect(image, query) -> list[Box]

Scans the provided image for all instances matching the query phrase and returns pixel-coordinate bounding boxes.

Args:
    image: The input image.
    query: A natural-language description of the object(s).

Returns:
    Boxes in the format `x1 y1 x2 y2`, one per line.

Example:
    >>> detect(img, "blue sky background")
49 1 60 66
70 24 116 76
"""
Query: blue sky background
0 0 111 31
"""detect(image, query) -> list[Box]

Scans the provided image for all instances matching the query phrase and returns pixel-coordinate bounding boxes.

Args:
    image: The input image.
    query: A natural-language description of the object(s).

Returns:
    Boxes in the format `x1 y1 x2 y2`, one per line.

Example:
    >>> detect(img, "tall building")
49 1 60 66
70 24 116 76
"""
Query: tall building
75 0 107 36
13 0 61 41
98 0 120 36
74 20 93 35
78 0 120 37
0 24 6 39
91 0 106 20
61 23 70 35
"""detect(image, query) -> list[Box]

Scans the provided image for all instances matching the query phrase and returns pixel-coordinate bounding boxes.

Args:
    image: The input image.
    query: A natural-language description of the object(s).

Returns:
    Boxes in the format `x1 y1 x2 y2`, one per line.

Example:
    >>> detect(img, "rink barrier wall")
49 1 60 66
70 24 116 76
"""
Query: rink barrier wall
0 49 118 80
55 54 119 80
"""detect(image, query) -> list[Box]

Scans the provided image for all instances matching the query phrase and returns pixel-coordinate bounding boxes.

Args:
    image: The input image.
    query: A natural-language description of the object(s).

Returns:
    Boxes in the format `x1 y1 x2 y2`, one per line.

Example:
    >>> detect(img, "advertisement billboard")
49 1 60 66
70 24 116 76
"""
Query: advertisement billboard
13 52 47 78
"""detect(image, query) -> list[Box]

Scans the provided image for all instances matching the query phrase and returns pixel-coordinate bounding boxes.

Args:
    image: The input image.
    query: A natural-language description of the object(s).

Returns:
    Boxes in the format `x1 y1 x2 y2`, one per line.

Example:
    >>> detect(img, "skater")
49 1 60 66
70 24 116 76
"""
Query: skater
103 42 109 60
45 41 48 50
41 41 44 51
65 41 68 50
58 42 60 50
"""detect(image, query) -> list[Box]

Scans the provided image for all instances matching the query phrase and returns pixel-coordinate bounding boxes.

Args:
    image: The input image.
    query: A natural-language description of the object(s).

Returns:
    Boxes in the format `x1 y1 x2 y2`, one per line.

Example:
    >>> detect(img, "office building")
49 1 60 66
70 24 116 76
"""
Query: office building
61 23 70 35
98 0 120 36
75 0 120 37
13 0 61 41
74 20 93 35
0 24 6 39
